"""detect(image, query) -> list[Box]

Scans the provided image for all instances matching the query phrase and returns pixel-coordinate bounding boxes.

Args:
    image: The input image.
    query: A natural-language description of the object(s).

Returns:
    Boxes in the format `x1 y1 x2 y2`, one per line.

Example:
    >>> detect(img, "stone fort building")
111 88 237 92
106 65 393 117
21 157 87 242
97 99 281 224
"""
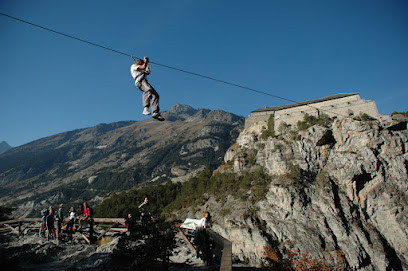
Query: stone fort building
245 93 380 134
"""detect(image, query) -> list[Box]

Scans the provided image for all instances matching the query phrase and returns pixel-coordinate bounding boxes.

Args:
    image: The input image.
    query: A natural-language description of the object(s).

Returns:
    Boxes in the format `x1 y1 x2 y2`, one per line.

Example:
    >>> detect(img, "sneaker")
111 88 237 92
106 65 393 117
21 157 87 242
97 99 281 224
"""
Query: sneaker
142 107 151 115
152 113 165 121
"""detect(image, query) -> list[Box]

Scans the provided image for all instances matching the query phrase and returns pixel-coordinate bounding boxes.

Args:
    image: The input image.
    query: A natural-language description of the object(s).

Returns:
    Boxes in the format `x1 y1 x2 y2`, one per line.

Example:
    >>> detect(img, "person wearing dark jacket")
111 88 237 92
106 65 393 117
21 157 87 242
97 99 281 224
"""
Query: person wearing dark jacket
46 206 57 241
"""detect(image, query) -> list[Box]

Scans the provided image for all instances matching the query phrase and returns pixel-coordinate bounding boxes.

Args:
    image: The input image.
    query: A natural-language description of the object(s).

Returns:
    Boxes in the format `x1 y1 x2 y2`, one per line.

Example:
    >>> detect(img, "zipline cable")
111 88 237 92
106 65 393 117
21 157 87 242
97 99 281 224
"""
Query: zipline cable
0 11 355 119
0 13 290 100
0 12 133 58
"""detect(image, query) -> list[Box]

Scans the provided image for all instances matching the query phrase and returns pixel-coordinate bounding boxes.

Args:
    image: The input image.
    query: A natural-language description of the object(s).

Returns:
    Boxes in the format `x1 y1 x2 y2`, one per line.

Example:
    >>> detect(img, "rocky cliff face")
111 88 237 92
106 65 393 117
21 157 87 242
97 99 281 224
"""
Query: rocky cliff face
195 118 407 270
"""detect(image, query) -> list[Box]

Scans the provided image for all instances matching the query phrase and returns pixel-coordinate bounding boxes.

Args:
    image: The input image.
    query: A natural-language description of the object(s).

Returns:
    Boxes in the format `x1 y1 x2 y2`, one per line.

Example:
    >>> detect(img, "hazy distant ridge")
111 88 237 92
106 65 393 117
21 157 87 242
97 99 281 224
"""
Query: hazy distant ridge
0 141 12 154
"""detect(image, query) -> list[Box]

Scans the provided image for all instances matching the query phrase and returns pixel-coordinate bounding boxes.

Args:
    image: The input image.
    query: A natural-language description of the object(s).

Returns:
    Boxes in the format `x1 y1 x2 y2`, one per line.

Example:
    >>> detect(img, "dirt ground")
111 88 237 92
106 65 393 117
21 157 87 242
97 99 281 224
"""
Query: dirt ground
0 225 210 271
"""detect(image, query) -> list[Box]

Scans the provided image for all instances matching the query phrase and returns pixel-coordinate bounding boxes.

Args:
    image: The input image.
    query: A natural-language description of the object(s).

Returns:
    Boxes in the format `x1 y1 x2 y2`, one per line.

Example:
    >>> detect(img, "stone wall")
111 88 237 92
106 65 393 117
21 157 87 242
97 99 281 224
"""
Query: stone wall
245 94 380 134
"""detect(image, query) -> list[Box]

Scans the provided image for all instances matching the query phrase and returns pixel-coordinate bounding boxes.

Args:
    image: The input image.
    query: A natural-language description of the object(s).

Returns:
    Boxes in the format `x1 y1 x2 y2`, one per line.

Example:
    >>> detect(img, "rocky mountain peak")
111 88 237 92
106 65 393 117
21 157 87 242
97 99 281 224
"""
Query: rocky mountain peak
169 104 197 116
206 109 242 123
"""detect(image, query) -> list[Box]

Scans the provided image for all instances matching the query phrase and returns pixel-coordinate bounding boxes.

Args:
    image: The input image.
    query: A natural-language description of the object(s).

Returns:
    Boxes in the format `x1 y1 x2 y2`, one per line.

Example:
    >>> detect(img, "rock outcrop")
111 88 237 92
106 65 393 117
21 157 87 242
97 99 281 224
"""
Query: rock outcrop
208 118 407 270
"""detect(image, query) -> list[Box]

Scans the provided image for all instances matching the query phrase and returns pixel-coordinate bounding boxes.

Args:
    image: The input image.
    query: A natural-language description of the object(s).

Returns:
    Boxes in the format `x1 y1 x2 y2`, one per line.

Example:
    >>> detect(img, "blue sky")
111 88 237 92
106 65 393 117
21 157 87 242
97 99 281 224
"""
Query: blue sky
1 0 407 147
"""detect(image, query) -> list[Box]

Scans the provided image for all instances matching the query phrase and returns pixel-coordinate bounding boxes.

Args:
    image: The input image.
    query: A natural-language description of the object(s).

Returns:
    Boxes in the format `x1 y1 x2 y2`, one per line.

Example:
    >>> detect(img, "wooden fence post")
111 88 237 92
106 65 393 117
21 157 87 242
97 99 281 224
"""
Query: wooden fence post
18 221 22 236
220 239 232 271
89 220 94 244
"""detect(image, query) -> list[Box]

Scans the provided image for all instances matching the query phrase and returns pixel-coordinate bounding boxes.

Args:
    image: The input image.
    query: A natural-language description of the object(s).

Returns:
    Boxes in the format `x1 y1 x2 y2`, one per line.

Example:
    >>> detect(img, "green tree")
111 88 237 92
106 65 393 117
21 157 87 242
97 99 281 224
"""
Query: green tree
278 121 291 134
297 113 332 131
0 206 13 221
261 115 275 139
111 220 176 270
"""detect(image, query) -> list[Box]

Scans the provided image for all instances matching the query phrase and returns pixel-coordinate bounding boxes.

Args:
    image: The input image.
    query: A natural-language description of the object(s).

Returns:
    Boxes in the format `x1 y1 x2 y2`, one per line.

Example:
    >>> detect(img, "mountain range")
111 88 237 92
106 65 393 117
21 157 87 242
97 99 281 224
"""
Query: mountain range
0 104 244 216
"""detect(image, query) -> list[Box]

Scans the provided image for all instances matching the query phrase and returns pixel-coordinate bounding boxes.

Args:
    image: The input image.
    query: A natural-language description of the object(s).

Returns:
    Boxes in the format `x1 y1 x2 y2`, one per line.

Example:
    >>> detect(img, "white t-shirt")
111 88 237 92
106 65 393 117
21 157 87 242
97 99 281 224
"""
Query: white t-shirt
130 64 145 84
69 211 76 220
197 217 208 229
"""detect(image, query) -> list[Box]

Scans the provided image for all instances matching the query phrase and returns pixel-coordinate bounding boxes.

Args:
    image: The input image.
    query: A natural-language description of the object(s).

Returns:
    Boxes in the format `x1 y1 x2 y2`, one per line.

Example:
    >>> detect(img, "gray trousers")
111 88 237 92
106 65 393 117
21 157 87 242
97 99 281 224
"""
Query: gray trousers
135 78 160 114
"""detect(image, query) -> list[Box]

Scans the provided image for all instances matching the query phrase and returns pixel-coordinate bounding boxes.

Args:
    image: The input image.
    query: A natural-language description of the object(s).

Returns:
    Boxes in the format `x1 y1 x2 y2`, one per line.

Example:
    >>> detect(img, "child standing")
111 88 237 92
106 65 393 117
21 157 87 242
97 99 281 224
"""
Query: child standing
67 207 76 238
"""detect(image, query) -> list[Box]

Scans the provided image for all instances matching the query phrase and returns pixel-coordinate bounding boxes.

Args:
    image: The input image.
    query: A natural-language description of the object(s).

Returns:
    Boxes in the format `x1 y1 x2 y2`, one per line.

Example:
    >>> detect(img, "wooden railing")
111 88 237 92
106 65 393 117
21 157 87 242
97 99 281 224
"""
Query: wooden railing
178 226 232 271
0 218 125 225
207 229 232 271
0 218 41 235
0 217 126 243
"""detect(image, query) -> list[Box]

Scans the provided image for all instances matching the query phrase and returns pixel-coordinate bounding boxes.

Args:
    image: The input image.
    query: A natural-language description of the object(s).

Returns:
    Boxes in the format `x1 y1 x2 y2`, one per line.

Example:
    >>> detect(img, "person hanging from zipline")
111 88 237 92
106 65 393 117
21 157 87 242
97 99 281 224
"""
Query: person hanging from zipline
130 56 165 121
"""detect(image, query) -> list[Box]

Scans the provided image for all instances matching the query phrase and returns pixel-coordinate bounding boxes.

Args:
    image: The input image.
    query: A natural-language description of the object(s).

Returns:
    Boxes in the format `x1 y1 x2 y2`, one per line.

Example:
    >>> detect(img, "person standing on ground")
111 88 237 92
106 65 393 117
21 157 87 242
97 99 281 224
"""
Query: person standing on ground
56 204 64 239
39 208 48 237
67 206 76 239
46 206 57 241
198 211 210 229
195 211 212 265
130 56 165 121
125 213 136 232
138 197 152 223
